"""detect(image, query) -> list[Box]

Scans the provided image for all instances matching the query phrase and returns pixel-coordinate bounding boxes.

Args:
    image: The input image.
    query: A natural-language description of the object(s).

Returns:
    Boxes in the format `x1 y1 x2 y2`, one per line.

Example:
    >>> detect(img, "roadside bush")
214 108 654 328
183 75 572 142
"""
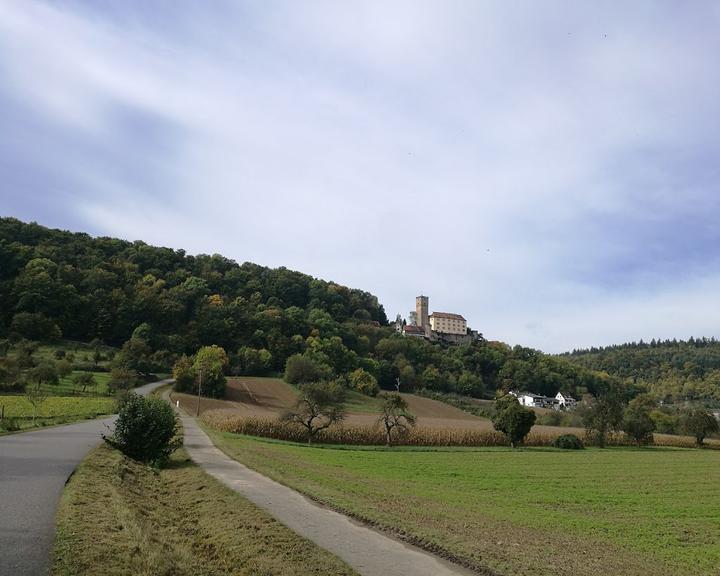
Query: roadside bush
553 434 584 449
104 393 181 466
0 416 21 432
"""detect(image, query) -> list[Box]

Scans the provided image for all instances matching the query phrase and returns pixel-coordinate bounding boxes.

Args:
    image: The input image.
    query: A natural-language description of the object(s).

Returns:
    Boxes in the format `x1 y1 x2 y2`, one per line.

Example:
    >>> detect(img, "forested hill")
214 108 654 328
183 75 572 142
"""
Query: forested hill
1 217 609 398
0 217 385 352
561 338 720 401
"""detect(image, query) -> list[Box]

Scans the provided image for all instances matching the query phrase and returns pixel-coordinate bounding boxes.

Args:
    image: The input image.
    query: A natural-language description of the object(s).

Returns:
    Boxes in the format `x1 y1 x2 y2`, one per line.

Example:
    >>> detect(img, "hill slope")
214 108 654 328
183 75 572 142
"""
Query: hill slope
561 338 720 402
1 217 612 399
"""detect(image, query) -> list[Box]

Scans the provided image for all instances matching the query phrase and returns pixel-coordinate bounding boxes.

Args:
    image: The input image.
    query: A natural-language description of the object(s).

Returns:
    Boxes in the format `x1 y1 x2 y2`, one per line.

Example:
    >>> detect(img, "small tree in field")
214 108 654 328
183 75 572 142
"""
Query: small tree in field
492 395 536 448
25 384 47 422
680 408 719 446
623 395 656 446
583 380 625 447
281 381 346 444
378 393 416 446
73 372 96 393
109 367 138 393
30 361 59 388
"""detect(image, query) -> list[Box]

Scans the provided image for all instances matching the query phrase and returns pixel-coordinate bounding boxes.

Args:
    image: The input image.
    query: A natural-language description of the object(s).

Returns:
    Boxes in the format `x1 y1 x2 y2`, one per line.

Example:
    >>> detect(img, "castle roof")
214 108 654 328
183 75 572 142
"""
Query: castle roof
430 312 466 321
403 325 425 334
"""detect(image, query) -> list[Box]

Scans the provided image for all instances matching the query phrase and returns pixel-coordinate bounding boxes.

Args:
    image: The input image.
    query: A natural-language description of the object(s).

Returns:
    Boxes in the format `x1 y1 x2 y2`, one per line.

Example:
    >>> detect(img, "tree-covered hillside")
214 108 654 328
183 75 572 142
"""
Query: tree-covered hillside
1 217 608 399
0 217 385 362
561 338 720 402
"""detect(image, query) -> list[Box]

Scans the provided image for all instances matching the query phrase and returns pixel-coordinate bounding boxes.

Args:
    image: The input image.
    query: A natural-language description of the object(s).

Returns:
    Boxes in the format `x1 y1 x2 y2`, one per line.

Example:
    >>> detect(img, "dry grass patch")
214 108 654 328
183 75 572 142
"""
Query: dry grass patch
53 444 357 576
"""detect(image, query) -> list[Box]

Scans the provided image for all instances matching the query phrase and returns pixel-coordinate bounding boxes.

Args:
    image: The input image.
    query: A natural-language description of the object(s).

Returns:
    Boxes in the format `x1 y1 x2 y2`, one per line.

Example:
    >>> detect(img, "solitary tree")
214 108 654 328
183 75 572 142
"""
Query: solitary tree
378 392 416 446
73 372 96 393
25 384 47 422
623 395 656 446
281 381 346 444
56 359 73 380
583 380 625 447
680 408 719 446
30 361 59 387
90 338 104 367
109 367 138 393
492 395 536 448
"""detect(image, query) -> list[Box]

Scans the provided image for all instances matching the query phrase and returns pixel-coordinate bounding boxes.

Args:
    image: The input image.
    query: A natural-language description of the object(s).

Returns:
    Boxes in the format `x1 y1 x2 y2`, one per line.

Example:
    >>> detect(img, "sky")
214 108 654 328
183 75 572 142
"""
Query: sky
1 1 720 353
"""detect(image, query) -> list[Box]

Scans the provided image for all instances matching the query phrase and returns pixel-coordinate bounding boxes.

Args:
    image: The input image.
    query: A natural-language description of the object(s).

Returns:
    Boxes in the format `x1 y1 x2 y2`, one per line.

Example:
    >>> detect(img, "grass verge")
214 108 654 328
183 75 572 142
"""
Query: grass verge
206 429 720 576
53 444 357 576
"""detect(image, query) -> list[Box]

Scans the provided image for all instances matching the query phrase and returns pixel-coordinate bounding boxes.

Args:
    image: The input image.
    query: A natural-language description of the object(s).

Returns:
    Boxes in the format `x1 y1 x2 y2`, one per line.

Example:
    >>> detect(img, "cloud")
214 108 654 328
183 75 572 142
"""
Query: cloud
1 1 719 352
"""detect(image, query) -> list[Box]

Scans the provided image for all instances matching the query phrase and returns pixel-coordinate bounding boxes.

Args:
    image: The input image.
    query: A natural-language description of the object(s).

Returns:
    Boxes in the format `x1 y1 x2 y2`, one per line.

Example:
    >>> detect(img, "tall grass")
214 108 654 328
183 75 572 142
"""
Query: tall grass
203 410 719 449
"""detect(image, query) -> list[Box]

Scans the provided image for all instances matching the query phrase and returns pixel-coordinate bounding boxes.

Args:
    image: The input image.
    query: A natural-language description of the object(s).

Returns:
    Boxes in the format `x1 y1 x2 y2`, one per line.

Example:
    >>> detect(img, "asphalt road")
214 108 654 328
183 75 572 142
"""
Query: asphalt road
0 380 170 576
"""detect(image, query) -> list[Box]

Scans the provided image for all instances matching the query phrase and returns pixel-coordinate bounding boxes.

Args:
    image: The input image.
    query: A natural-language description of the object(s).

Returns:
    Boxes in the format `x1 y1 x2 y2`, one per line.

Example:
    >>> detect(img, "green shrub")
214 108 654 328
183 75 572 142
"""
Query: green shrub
104 393 181 466
0 416 20 431
284 354 333 385
348 368 379 397
553 434 584 449
492 395 536 447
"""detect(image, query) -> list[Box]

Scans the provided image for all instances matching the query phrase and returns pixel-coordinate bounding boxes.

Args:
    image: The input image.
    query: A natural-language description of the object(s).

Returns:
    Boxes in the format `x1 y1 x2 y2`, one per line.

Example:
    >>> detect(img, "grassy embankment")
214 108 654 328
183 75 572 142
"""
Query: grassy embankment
53 444 357 576
206 430 720 576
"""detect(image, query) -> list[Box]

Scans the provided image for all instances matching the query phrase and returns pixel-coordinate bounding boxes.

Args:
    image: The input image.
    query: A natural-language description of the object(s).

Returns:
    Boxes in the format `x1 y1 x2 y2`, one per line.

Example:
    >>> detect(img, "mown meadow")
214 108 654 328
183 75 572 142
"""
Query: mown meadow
207 430 720 576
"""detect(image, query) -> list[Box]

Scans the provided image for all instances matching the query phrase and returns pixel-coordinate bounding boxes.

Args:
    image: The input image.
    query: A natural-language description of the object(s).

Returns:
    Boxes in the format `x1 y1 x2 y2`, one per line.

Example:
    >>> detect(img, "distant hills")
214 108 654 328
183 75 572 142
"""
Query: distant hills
561 338 720 402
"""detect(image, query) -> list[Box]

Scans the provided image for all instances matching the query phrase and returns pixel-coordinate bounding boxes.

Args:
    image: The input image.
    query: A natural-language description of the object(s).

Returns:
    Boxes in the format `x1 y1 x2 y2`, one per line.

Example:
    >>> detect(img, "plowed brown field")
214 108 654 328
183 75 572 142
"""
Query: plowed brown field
173 377 498 430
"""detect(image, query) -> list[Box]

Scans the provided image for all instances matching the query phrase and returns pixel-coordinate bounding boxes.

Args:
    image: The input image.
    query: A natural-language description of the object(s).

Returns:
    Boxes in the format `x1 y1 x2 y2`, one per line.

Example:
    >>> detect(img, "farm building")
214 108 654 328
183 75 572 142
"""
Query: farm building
555 392 577 409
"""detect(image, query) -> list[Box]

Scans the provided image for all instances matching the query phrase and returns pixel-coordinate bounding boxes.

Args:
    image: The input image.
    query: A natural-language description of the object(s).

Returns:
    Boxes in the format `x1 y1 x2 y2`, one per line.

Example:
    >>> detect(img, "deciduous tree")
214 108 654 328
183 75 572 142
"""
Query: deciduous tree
623 395 656 446
281 381 346 444
192 345 228 398
583 379 626 447
680 408 719 445
378 392 416 446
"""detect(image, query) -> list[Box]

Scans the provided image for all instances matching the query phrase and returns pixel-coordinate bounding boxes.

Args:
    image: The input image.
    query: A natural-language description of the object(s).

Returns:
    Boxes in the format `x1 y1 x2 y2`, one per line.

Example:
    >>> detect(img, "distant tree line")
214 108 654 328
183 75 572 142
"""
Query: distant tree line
561 337 720 403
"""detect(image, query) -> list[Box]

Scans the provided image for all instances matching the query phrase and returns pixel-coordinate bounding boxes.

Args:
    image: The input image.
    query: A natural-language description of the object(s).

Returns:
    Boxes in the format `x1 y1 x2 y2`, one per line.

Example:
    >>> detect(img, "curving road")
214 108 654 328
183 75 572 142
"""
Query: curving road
0 380 170 576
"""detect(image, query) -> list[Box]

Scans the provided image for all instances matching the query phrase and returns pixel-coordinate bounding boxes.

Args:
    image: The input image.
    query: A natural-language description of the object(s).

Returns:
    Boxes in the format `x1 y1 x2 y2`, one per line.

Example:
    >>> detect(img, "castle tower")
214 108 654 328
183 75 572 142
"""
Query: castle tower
416 295 429 329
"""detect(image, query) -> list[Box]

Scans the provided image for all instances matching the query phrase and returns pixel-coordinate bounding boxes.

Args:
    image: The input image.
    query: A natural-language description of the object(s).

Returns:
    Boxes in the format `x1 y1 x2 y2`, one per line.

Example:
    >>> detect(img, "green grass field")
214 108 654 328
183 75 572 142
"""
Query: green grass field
0 396 116 431
207 430 720 576
53 444 357 576
50 371 112 396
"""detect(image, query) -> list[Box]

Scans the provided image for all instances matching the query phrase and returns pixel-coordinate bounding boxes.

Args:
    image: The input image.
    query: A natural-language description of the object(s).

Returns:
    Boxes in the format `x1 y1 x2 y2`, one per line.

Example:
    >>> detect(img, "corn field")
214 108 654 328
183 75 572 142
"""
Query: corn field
203 409 720 449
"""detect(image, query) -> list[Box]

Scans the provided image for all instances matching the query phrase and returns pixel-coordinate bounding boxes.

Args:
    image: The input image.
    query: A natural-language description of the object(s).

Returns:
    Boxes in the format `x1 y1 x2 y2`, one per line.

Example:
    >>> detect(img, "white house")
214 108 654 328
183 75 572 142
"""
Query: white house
555 392 577 410
517 393 547 408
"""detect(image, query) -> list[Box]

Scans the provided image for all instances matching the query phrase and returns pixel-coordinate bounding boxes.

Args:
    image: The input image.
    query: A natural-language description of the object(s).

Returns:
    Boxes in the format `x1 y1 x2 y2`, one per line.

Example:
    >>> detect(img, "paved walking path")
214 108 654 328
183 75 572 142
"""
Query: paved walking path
0 380 170 576
179 411 474 576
